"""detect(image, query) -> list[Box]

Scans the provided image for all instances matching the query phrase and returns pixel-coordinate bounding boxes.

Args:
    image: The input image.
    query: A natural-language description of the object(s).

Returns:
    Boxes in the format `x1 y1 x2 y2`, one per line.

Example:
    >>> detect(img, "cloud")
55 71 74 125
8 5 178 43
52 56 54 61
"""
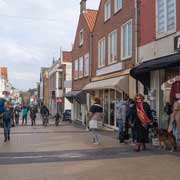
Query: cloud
0 0 100 90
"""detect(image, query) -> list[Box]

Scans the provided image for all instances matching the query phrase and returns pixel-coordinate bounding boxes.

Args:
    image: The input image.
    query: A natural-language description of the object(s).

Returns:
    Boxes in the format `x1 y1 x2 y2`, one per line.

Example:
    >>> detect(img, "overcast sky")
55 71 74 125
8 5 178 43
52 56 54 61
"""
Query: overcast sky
0 0 99 90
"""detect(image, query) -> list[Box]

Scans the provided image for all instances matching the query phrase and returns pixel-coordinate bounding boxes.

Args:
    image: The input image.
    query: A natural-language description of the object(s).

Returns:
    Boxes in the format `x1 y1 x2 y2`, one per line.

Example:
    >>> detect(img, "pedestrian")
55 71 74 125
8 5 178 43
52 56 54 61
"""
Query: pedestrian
55 112 61 126
14 106 20 125
131 94 152 152
127 99 136 143
168 96 180 141
30 106 37 126
0 98 5 128
22 106 28 126
89 97 103 145
116 95 129 143
3 101 11 142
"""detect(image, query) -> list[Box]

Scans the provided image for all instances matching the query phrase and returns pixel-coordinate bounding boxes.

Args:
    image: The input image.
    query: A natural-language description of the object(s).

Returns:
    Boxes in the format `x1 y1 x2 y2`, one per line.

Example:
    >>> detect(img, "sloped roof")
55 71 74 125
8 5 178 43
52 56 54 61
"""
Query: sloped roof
63 51 72 63
83 9 98 32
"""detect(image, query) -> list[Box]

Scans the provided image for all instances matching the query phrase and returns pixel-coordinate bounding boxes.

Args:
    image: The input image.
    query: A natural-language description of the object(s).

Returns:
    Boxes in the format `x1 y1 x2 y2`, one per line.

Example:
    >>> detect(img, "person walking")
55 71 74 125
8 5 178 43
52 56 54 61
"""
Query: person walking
0 98 5 128
89 97 103 145
168 96 180 141
22 106 28 126
14 106 20 125
131 94 152 152
30 106 37 126
116 96 128 143
3 101 11 142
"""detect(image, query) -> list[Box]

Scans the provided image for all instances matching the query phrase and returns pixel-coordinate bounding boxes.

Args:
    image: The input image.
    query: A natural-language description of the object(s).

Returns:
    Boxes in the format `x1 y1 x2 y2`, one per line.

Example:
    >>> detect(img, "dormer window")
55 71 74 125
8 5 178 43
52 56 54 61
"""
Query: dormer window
79 29 84 46
104 0 111 22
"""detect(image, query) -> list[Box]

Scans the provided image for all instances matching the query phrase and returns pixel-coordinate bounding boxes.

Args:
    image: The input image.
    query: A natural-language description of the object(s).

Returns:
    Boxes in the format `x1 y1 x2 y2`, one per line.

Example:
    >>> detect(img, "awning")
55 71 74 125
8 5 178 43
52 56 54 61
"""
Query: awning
83 75 129 93
64 90 86 104
130 53 180 87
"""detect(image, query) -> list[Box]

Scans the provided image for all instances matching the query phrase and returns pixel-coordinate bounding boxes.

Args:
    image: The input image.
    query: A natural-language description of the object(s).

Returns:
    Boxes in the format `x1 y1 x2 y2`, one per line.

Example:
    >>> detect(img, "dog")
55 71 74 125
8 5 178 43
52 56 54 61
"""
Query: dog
156 128 177 152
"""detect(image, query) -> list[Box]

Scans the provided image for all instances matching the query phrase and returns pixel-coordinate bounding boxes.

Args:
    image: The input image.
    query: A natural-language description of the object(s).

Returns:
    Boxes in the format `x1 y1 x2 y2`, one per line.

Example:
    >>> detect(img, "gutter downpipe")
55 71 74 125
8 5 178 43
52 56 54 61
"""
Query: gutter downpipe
135 0 139 94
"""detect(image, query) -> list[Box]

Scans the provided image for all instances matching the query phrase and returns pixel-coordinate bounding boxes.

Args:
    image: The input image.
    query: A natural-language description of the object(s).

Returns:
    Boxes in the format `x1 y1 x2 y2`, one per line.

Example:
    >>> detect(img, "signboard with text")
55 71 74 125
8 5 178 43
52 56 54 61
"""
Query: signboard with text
174 35 180 51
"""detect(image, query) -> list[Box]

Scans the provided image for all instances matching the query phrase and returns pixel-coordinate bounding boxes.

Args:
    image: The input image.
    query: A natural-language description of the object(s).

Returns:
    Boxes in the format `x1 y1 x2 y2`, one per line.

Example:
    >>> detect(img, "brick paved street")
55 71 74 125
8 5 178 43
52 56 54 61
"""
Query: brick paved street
0 115 179 180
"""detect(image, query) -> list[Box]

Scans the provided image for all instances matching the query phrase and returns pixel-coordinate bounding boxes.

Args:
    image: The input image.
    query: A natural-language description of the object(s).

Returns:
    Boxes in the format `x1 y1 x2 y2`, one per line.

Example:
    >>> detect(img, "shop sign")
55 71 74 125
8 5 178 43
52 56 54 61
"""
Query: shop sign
174 35 180 51
57 98 63 103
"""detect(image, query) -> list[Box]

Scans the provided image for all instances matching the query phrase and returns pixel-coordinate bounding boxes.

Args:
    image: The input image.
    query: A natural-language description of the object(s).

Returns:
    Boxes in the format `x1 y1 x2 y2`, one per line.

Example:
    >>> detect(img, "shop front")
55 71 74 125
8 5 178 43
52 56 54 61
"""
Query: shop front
64 90 87 125
83 75 129 129
130 53 180 128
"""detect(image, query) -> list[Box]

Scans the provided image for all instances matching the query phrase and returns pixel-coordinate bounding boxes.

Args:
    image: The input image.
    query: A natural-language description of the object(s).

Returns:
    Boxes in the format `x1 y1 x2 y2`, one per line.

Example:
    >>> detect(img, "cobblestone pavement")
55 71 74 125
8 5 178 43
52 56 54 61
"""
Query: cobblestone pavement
0 115 180 180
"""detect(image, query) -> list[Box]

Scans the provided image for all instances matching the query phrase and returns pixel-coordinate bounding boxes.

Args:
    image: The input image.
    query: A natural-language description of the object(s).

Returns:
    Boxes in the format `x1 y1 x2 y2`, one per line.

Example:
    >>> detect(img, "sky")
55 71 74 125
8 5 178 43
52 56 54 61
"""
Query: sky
0 0 99 90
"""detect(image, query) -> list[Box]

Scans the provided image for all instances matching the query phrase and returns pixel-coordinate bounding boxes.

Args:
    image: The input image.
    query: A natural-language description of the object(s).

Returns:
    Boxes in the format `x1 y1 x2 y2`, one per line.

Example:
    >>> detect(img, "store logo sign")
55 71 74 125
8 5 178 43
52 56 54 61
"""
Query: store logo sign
174 35 180 51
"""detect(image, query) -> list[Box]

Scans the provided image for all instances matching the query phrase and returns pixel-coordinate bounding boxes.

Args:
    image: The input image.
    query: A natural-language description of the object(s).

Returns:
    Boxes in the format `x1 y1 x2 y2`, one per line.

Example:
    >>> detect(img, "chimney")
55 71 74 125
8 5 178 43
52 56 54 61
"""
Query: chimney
80 0 86 14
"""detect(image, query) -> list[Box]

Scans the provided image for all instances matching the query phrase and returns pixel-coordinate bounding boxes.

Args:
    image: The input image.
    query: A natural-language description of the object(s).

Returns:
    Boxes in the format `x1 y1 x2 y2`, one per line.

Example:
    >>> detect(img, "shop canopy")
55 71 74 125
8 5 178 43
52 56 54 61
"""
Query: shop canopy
83 75 129 93
130 53 180 88
64 90 86 104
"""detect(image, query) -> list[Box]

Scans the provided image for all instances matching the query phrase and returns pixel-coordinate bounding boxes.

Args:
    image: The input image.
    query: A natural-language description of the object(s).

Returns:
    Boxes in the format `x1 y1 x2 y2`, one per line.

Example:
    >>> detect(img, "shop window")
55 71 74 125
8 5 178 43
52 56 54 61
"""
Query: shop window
156 0 176 38
108 30 117 64
160 67 180 129
121 20 132 60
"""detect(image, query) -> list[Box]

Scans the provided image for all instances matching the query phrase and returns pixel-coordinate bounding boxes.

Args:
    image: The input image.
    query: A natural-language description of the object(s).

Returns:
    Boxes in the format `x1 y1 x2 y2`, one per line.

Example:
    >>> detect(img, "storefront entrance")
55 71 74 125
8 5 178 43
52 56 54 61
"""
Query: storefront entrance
95 89 123 129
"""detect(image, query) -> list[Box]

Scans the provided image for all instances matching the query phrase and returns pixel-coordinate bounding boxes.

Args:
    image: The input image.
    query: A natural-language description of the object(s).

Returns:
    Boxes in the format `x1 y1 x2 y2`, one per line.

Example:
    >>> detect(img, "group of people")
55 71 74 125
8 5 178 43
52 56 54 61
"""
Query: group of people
88 94 180 152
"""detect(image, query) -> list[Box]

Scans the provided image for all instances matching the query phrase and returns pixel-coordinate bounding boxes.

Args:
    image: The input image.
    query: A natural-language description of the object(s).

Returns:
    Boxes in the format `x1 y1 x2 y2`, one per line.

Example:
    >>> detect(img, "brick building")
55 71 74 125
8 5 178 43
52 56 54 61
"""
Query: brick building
83 0 136 128
131 0 180 128
65 0 97 125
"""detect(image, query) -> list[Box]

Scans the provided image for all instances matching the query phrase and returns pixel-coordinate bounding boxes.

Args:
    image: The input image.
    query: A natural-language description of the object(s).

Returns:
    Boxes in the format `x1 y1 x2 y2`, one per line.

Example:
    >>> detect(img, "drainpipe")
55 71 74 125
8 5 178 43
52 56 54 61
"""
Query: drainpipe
135 0 139 94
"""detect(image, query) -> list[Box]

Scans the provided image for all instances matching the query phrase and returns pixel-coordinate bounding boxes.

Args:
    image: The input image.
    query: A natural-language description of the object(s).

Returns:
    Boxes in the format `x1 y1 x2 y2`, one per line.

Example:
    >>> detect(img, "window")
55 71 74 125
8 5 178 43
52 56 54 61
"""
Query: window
156 0 176 37
79 29 83 46
58 72 63 89
114 0 122 13
121 20 132 60
108 30 117 64
74 60 79 79
98 37 106 68
79 57 84 78
84 53 89 76
104 0 111 21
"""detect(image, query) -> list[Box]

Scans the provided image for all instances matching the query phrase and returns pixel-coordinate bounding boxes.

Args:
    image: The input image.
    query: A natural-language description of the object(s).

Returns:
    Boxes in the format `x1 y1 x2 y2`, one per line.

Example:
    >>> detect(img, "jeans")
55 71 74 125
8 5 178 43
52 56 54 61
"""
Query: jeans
117 119 124 141
22 115 27 125
91 129 100 143
3 122 11 140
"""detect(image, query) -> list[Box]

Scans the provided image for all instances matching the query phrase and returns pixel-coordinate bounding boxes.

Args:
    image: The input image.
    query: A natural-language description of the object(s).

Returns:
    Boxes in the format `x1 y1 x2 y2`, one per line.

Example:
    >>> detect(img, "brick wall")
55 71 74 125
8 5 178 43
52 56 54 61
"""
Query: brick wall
92 0 135 78
72 13 91 90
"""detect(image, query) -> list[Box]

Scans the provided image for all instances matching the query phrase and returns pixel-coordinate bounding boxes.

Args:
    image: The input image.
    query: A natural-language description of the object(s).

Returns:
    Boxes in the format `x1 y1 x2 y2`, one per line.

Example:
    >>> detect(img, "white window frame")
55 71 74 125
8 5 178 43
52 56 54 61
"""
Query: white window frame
121 19 133 60
79 57 84 78
104 0 111 22
156 0 176 39
74 60 79 80
98 37 106 68
84 53 89 77
108 30 117 64
79 29 84 46
114 0 122 13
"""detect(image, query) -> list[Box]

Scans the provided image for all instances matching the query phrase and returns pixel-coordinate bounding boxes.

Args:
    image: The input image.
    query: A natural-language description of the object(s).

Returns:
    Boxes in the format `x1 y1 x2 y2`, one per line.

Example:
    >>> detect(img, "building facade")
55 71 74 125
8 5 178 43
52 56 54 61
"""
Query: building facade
83 0 136 129
40 67 49 107
0 67 9 98
68 0 97 125
131 0 180 128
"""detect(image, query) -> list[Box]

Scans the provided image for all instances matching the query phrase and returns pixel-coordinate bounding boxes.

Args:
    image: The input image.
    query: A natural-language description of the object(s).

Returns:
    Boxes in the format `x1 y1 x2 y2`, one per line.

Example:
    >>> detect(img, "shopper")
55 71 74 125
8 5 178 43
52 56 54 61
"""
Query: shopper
116 96 128 143
89 97 103 145
131 94 152 152
22 106 29 126
3 101 11 142
168 96 180 141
